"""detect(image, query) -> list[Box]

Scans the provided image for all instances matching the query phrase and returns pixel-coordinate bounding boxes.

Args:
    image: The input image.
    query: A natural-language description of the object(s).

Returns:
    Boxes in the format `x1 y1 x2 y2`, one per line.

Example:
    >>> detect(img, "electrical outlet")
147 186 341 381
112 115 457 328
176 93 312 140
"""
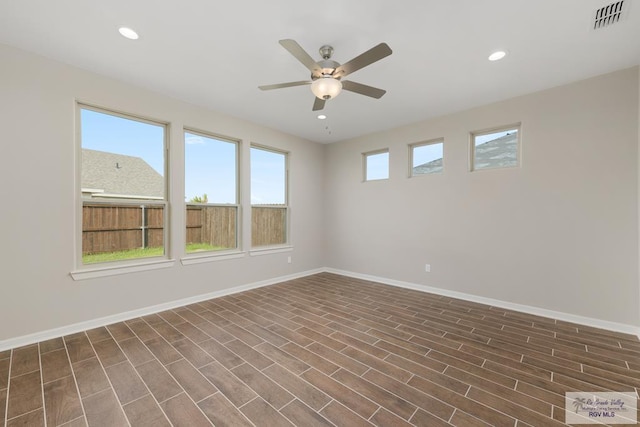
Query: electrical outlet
287 256 292 264
425 264 431 273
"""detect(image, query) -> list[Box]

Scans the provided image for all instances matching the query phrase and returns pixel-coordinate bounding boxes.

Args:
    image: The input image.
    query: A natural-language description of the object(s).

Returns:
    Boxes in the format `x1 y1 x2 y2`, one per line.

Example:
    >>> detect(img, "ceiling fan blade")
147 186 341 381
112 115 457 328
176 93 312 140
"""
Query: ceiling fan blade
258 81 311 91
312 97 326 111
335 43 392 78
341 80 386 99
279 39 321 73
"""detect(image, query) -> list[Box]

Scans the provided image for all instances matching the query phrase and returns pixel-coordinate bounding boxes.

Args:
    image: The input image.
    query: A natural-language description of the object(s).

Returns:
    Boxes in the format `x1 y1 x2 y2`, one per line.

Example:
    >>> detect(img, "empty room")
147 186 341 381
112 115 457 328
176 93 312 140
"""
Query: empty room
1 1 639 426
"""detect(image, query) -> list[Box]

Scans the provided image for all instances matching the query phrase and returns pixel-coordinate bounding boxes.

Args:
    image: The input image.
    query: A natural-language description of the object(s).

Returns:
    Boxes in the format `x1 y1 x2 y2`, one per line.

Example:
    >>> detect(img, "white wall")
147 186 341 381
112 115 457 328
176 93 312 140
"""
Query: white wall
324 67 640 327
0 44 325 342
1 42 638 344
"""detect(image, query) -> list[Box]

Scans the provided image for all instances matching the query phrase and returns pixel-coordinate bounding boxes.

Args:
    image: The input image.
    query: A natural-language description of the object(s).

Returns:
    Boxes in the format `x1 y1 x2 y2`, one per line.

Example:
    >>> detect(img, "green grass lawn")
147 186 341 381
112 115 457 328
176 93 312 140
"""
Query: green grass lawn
83 243 221 264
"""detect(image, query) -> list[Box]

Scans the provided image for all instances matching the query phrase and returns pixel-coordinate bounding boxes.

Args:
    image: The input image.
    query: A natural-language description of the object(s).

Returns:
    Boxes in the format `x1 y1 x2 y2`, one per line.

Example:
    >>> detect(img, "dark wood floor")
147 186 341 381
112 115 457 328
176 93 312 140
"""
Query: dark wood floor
1 272 639 426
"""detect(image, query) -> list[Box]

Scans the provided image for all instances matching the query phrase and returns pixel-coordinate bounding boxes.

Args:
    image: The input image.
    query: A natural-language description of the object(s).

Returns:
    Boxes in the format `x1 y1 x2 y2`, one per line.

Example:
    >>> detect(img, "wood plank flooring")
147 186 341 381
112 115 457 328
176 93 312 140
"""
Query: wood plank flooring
1 272 639 426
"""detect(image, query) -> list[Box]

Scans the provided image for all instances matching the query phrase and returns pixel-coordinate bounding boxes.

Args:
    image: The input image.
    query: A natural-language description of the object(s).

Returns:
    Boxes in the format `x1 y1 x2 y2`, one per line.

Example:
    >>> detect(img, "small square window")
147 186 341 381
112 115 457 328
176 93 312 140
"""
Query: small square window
363 150 389 181
471 125 520 171
410 140 443 176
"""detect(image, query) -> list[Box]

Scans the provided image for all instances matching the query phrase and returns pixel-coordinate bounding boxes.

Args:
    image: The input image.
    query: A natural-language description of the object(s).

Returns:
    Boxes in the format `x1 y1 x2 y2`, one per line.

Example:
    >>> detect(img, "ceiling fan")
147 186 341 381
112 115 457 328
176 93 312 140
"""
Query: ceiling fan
258 39 392 111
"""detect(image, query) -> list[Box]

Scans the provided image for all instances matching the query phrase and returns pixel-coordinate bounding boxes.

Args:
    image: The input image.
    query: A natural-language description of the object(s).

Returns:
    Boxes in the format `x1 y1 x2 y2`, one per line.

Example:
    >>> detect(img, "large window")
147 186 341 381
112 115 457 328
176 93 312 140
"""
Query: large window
79 106 167 265
410 139 444 176
184 130 239 254
363 149 389 181
471 125 520 171
250 146 288 247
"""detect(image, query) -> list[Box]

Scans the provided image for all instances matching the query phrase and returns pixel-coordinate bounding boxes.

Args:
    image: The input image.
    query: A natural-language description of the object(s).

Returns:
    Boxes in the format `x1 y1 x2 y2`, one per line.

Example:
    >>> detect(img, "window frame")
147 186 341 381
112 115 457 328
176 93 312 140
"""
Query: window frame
409 138 444 177
470 123 521 172
74 103 170 274
363 148 390 182
249 144 290 249
183 128 241 258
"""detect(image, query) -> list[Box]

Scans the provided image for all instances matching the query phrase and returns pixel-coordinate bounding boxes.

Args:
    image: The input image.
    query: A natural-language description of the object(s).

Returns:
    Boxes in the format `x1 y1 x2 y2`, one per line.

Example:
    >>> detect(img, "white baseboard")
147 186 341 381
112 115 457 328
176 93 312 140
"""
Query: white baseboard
0 268 324 352
325 268 640 339
2 266 638 351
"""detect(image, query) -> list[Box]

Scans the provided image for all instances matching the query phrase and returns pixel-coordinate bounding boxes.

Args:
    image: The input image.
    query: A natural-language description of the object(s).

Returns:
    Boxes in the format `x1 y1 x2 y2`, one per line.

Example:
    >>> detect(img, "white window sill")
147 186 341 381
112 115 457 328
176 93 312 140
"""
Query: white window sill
181 251 246 266
70 258 176 281
249 245 293 256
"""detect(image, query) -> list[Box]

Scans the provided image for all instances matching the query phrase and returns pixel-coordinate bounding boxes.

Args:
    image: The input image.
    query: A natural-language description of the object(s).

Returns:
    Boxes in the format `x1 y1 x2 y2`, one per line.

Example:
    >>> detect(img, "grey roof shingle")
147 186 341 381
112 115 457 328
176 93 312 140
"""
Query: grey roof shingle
473 132 518 170
413 158 443 175
81 149 164 199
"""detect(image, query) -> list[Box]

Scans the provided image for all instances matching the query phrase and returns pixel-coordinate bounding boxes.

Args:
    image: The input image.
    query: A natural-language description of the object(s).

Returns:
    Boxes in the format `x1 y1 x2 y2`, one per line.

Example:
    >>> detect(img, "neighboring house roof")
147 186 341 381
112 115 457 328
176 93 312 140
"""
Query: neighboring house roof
473 132 518 169
413 158 443 175
81 149 164 199
412 132 517 173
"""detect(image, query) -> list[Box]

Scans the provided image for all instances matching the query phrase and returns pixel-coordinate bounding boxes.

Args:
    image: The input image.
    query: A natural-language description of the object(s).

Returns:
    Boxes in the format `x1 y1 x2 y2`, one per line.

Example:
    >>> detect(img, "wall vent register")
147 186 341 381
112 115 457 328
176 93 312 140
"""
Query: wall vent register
593 1 625 29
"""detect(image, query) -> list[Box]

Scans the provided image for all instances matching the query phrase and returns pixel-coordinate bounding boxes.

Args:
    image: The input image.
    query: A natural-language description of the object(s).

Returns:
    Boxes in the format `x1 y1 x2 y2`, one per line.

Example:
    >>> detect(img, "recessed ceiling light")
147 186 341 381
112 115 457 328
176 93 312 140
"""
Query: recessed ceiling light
488 50 507 61
118 27 139 40
317 114 327 120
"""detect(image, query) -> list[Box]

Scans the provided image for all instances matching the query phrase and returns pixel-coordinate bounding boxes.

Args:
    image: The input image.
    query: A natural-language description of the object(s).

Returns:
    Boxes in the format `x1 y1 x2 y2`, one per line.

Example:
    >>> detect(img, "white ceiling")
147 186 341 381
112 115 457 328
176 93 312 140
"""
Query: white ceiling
1 0 639 143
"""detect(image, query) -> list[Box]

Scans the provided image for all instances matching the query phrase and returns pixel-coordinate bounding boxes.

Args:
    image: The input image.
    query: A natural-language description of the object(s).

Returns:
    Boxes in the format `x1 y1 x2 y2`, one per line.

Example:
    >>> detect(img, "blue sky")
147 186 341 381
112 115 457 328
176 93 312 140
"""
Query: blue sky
249 147 286 204
412 142 443 167
366 152 389 180
81 108 286 204
184 132 237 203
475 129 515 146
80 108 165 174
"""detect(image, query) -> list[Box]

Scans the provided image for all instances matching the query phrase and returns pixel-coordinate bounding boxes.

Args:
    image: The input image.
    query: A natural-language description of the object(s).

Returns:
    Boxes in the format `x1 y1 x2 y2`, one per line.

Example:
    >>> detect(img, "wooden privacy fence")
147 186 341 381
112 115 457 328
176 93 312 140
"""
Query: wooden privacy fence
82 204 164 254
252 206 287 247
186 205 237 249
83 203 286 254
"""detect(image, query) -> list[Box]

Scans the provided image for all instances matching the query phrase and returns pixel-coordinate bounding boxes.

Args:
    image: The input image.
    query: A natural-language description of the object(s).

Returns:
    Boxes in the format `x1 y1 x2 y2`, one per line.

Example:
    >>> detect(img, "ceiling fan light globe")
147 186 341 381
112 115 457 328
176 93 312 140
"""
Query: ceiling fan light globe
311 77 342 100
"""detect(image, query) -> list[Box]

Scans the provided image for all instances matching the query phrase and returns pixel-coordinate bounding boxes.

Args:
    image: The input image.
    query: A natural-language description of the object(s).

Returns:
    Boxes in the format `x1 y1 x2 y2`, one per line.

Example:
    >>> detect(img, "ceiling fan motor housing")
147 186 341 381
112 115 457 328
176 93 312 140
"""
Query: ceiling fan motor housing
312 59 341 81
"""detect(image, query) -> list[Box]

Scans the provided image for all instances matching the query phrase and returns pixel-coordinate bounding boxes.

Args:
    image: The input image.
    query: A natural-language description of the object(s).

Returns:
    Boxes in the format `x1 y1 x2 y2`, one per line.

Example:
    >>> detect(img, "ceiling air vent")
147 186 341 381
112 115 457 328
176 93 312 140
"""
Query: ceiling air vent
593 1 625 29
